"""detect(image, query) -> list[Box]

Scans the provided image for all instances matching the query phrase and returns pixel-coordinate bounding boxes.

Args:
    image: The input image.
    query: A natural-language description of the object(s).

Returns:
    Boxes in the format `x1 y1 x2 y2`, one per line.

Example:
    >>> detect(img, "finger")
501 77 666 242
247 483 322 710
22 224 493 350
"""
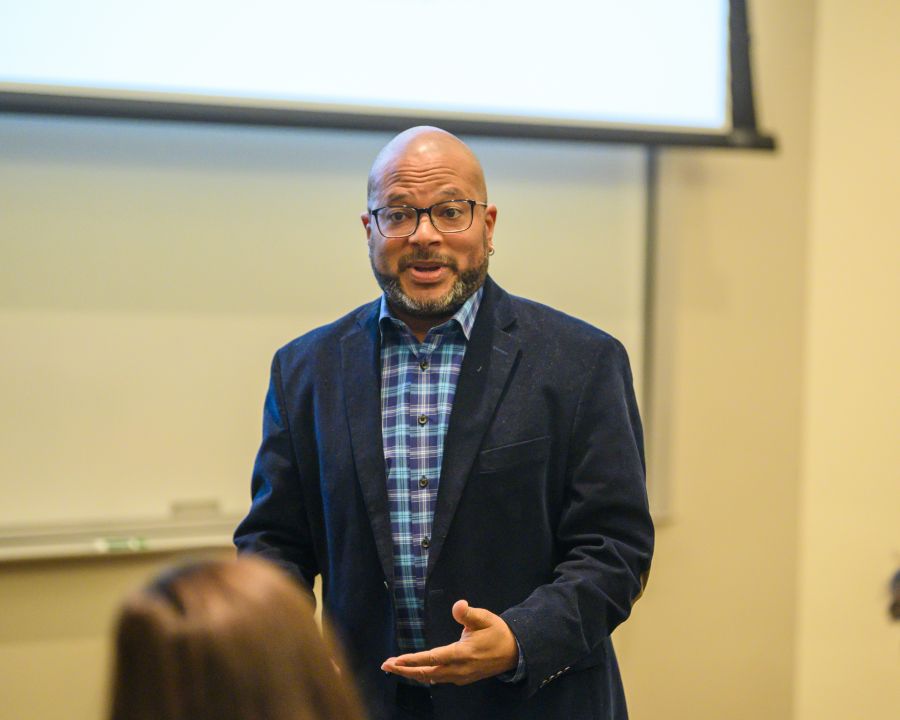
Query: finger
384 661 485 687
384 663 442 683
451 599 470 628
452 599 493 631
381 643 456 670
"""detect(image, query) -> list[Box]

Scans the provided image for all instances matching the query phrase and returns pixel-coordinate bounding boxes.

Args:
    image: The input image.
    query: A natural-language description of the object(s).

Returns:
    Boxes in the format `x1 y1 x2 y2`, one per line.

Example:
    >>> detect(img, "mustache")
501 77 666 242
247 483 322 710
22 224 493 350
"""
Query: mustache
397 251 459 272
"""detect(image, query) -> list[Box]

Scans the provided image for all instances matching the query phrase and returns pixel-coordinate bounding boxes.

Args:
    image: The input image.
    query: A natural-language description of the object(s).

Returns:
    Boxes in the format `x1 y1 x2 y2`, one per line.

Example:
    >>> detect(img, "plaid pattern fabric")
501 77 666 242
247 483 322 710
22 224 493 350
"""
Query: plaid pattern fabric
378 288 482 653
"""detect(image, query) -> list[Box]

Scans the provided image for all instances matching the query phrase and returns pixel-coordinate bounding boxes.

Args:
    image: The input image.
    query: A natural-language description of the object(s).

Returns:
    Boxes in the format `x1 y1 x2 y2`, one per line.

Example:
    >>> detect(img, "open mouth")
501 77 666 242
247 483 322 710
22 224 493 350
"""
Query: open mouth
407 263 447 281
411 262 443 272
398 254 457 284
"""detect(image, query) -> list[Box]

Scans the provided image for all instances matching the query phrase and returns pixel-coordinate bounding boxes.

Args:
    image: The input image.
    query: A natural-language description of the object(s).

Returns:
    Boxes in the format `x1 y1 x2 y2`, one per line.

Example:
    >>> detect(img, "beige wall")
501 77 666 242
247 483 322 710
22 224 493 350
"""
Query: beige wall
617 1 899 719
615 1 813 718
793 1 900 718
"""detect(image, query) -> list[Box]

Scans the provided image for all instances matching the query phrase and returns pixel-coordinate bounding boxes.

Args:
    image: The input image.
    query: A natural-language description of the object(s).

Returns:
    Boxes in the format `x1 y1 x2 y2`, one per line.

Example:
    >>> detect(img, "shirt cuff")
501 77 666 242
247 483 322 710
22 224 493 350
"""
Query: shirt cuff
497 638 527 683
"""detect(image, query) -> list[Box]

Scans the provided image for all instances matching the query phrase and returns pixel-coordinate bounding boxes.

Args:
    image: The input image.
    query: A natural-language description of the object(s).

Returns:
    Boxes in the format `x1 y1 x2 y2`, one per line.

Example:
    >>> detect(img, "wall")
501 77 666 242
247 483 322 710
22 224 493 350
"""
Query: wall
617 2 900 719
614 0 814 717
793 1 900 717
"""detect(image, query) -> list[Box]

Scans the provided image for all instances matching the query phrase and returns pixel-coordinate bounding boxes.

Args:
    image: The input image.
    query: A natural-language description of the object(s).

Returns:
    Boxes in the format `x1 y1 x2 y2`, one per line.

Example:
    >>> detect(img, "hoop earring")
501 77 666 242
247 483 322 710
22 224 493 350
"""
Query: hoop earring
488 248 495 256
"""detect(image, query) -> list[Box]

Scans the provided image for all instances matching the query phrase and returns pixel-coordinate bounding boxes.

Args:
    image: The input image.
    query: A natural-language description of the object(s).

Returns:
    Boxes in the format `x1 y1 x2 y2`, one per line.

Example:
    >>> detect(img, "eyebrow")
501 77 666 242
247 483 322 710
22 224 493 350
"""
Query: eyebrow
384 187 466 205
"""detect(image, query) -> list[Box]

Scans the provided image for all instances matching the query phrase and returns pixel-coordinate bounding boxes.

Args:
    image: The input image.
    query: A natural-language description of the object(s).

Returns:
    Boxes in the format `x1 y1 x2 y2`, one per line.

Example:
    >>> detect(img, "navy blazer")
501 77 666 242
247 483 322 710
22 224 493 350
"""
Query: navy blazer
235 277 653 720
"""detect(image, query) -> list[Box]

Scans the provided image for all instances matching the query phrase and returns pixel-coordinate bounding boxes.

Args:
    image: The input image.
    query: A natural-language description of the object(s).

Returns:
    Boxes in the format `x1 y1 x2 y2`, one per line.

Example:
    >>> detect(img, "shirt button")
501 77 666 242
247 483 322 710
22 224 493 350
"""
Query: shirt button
421 536 430 549
420 359 429 371
417 414 428 426
419 476 428 488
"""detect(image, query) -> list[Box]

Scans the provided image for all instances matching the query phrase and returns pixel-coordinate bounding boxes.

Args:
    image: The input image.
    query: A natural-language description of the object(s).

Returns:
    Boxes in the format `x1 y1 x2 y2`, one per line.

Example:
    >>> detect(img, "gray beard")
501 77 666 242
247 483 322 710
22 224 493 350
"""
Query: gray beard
370 247 489 319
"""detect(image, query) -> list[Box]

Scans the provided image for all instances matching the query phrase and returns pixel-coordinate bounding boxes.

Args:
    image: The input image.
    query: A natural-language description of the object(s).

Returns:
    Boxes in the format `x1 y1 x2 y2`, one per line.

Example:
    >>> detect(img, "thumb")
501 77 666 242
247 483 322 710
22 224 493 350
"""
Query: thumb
452 599 492 630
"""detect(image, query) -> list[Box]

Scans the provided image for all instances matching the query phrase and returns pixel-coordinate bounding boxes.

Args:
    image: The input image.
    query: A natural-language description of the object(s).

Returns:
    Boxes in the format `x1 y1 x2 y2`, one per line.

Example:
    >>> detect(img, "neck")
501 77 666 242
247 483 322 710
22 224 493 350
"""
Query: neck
388 303 453 342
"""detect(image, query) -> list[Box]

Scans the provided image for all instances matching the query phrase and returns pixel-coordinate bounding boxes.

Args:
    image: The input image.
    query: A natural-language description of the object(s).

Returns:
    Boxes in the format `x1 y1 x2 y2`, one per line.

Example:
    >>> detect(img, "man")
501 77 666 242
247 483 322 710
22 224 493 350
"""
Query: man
234 126 653 720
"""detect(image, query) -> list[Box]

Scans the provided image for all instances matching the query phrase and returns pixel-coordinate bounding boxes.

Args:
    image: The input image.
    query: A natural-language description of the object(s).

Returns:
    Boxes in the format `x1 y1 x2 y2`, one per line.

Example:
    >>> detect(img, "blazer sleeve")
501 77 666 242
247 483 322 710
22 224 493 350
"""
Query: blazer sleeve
233 350 319 600
500 337 654 697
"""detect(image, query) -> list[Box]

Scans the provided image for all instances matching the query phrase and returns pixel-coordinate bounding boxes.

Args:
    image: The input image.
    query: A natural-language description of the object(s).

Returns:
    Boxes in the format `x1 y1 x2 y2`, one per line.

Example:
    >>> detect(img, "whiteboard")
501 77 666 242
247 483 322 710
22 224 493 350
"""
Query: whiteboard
0 115 646 551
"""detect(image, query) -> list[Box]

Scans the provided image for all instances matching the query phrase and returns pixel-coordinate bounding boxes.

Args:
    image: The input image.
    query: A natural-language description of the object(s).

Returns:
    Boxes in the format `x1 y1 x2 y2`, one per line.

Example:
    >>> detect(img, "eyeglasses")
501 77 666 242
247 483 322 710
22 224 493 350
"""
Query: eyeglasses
369 199 488 238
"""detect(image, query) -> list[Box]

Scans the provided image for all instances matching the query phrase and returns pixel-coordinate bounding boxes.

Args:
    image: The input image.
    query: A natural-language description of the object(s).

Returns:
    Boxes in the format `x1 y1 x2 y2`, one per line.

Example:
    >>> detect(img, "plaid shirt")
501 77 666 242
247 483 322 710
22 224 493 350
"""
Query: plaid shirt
378 288 482 654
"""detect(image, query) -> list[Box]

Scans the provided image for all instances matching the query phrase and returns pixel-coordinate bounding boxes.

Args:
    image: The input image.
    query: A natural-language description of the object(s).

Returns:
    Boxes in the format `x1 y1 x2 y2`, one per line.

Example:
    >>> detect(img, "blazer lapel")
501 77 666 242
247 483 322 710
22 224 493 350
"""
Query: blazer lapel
340 302 394 584
427 279 520 578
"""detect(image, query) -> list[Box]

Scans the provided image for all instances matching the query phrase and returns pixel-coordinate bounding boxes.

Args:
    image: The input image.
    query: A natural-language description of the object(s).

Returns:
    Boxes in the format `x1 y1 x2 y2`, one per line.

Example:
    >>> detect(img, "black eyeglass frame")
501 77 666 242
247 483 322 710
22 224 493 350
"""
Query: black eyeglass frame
369 199 488 238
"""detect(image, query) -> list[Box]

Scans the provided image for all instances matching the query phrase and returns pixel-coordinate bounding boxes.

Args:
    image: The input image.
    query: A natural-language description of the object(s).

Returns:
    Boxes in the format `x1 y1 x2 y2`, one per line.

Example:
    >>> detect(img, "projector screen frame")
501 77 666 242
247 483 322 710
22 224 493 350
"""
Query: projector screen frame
0 0 775 151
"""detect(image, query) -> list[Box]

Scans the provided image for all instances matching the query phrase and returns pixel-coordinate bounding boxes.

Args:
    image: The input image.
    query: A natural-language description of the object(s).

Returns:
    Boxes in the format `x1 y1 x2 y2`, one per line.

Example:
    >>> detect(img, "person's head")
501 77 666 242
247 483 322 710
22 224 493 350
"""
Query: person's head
362 126 497 334
108 556 364 720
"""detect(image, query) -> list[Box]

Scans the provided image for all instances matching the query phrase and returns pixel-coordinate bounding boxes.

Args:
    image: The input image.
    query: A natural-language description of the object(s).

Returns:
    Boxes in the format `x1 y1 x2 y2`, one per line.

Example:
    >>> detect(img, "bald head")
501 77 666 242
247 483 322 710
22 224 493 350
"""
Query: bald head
361 125 497 338
367 126 487 207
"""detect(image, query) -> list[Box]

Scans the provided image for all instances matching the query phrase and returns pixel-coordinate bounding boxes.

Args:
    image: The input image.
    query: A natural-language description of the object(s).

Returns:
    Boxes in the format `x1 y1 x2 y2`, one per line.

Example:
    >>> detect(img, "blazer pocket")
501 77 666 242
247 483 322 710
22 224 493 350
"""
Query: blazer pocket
477 435 551 473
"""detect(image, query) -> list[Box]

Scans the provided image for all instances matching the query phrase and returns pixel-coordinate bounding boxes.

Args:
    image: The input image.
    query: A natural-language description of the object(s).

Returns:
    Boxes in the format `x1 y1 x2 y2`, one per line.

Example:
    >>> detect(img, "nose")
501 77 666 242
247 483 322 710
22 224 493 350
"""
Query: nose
409 211 442 244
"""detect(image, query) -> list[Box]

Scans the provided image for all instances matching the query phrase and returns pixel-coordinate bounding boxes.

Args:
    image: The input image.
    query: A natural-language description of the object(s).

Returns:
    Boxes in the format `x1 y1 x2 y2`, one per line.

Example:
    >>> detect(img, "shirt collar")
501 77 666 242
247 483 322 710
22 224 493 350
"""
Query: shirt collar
378 286 484 342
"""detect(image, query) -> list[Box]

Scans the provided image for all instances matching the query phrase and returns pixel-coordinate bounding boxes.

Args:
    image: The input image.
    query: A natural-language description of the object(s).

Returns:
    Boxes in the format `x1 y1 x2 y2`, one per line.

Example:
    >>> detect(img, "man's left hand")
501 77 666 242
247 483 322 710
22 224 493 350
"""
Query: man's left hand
381 599 518 686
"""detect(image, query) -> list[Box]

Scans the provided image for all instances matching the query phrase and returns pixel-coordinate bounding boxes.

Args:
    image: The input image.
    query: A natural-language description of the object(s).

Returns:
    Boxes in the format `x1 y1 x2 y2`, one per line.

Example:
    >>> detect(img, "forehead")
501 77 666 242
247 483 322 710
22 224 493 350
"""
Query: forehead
371 142 482 205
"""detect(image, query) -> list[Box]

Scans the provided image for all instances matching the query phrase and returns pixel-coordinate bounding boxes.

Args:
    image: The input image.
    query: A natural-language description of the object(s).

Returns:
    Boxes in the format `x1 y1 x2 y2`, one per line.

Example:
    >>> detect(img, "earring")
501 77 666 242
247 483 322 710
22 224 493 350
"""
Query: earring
488 248 495 256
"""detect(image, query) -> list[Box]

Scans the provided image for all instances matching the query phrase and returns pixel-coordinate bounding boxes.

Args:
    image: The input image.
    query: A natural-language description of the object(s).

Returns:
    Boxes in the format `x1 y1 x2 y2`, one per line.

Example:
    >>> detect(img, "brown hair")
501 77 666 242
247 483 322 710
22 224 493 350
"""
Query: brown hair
108 556 365 720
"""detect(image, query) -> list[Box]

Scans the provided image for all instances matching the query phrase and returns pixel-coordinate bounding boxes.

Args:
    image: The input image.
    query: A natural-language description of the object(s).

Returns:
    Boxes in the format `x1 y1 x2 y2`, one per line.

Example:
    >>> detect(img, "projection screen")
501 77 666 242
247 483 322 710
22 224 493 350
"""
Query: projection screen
0 0 773 148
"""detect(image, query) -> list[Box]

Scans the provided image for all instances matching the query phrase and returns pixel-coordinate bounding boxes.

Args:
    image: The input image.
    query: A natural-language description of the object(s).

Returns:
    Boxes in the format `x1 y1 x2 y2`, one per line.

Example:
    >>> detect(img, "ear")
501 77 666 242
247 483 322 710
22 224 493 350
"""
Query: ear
483 204 497 252
361 212 373 244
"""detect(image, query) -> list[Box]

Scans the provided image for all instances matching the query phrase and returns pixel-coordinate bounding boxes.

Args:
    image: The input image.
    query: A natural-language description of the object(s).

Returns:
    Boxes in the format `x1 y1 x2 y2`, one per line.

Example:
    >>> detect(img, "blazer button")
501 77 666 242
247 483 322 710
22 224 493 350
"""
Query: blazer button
417 414 428 426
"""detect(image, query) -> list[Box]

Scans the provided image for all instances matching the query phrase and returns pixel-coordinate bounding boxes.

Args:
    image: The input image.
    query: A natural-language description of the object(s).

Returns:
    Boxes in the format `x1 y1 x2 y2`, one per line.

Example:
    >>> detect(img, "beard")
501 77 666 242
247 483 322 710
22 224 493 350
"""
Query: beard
370 243 490 320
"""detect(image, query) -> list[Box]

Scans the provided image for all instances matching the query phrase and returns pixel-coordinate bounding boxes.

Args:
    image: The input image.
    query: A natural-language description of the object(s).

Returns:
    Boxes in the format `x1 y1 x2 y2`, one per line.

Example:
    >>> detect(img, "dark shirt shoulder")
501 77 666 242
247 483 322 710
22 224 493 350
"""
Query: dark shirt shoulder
276 299 378 359
267 299 380 396
505 293 631 372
